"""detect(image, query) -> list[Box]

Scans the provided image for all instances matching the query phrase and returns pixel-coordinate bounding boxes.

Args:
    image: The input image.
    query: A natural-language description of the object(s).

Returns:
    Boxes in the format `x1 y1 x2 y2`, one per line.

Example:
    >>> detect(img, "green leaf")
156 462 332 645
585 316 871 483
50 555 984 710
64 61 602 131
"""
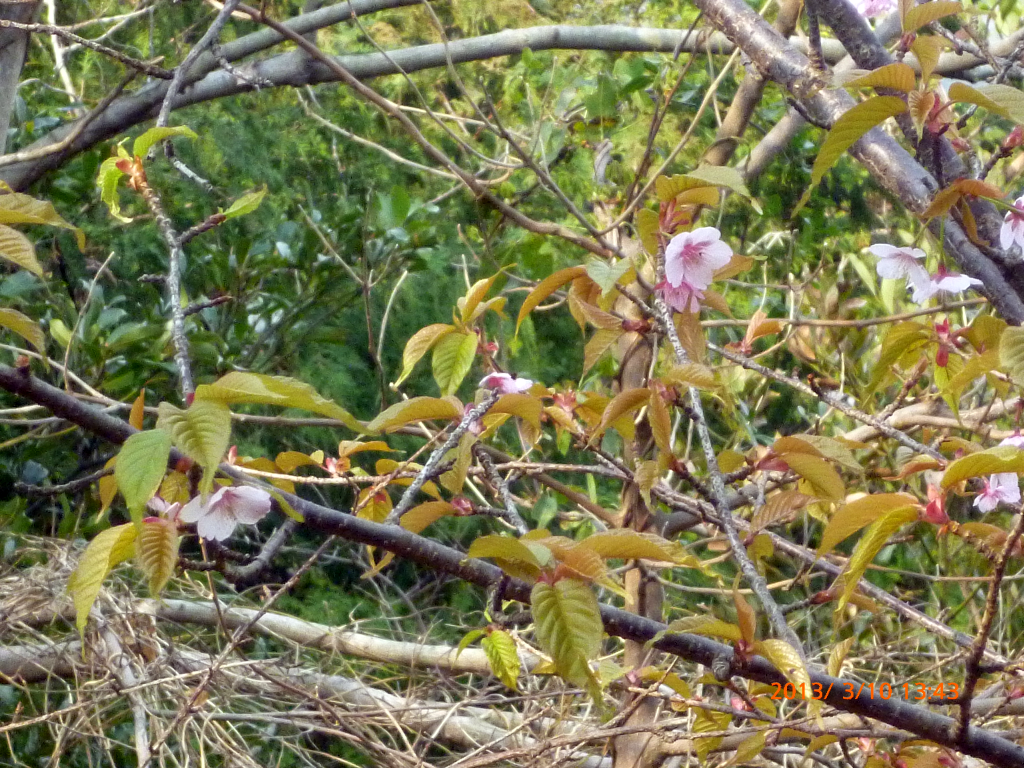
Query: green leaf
132 125 198 158
96 155 130 223
221 187 267 220
656 164 752 201
194 371 364 432
637 208 660 253
531 579 604 699
431 331 477 396
1000 326 1024 386
468 535 543 570
948 82 1024 124
136 517 179 595
585 259 631 296
483 629 521 691
516 266 588 334
754 639 811 697
662 362 718 390
836 507 918 611
796 96 907 213
577 529 686 563
817 493 920 557
0 223 42 276
115 429 172 527
942 445 1024 488
781 453 845 502
457 273 500 324
366 396 462 433
67 523 138 634
661 615 743 642
841 63 916 93
0 192 84 249
456 628 486 659
903 1 962 32
692 708 731 761
0 308 46 356
395 324 456 387
156 400 232 494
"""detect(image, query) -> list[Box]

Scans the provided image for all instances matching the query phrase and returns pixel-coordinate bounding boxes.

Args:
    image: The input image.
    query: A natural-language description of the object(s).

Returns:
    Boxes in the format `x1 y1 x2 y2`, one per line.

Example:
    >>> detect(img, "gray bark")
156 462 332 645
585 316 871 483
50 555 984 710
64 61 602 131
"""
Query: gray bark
0 0 40 155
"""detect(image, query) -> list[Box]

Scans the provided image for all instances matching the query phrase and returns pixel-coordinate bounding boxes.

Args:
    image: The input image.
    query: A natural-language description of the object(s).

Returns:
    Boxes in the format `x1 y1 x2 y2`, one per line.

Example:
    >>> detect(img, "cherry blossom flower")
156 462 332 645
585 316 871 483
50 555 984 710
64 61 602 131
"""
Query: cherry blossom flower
657 277 705 314
973 473 1021 513
664 227 733 291
912 265 983 303
1001 197 1024 252
870 244 931 298
479 372 533 394
851 0 896 17
178 485 273 541
1000 433 1024 449
146 495 182 522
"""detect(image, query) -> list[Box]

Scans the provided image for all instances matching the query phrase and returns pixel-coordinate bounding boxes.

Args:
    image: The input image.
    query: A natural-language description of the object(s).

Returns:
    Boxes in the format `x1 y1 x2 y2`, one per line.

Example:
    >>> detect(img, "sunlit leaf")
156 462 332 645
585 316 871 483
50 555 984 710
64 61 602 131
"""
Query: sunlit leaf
132 125 198 158
656 165 752 201
96 155 130 223
750 491 815 534
693 708 731 761
661 615 743 642
797 96 907 212
115 429 172 527
817 493 920 557
458 273 500 324
195 371 364 432
0 308 46 355
911 36 946 83
755 639 811 698
942 445 1024 488
432 331 477 396
827 637 854 678
836 507 918 611
0 192 84 248
948 82 1024 123
999 326 1024 386
483 629 521 691
903 1 961 32
662 362 717 390
637 208 660 253
137 517 179 595
156 401 231 494
516 266 588 334
841 63 916 93
0 223 42 276
583 327 624 376
531 579 603 699
592 387 650 442
68 523 137 634
781 453 845 502
221 187 267 220
395 324 455 387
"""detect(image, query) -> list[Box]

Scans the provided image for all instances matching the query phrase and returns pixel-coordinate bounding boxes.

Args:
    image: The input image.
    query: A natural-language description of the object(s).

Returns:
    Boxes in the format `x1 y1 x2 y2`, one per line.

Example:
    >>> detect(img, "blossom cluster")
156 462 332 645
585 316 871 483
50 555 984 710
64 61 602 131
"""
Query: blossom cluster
870 245 982 304
658 227 733 313
975 435 1024 513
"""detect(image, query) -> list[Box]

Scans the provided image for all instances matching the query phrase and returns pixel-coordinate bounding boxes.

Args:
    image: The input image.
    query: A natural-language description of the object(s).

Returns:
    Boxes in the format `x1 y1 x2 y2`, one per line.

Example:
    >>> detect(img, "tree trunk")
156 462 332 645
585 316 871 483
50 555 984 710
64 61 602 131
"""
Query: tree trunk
0 1 40 155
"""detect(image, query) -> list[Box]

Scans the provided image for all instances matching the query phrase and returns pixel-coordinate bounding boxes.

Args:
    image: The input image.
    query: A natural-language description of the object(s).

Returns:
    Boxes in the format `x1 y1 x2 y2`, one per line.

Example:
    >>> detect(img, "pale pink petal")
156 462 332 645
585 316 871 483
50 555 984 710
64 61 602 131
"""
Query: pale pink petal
1001 198 1024 251
177 495 208 524
974 490 999 513
659 279 704 313
1000 434 1024 449
196 507 238 541
479 372 534 394
664 227 733 290
221 486 273 525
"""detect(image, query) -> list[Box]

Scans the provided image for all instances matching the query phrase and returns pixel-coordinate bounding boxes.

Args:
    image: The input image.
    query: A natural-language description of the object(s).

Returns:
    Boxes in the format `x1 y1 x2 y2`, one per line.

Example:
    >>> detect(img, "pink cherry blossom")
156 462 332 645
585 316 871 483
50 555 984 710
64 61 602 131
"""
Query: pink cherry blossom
657 278 705 314
912 266 983 303
147 495 182 522
973 473 1021 513
479 372 533 394
178 485 273 541
1001 197 1024 252
870 244 931 295
851 0 896 17
664 227 733 292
